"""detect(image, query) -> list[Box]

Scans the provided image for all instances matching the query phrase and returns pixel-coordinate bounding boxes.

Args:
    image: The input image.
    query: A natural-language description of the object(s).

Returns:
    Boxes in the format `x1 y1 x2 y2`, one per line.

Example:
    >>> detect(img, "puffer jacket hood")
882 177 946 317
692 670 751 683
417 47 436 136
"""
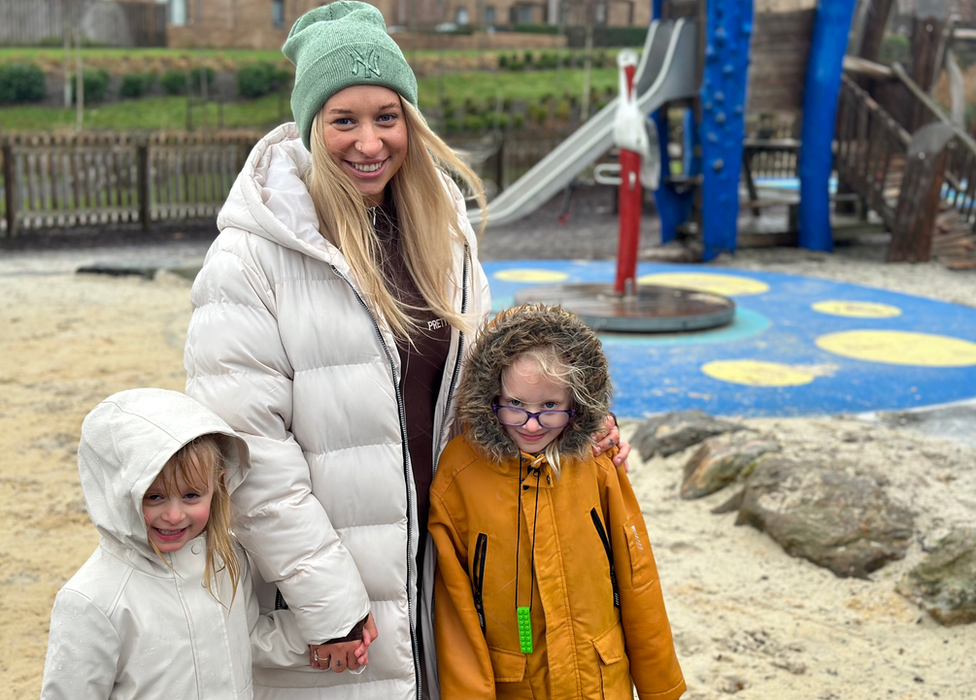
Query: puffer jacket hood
218 123 344 265
78 388 249 563
456 304 611 464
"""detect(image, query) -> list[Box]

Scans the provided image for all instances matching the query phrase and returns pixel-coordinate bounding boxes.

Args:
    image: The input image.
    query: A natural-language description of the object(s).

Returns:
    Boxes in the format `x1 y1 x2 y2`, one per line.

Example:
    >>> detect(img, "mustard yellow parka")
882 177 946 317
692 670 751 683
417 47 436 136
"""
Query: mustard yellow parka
428 305 685 700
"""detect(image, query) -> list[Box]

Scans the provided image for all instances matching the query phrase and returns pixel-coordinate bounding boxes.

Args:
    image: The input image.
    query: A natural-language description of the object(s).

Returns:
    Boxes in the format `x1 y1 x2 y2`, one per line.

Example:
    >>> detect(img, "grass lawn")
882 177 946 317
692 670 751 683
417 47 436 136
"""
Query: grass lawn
417 68 617 109
0 93 290 132
0 67 619 133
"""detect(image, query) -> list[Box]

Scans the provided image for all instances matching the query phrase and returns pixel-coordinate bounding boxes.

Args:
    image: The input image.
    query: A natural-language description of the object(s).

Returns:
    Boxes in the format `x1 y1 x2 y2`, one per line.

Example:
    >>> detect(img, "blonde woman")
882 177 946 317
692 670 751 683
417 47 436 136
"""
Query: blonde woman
183 3 627 699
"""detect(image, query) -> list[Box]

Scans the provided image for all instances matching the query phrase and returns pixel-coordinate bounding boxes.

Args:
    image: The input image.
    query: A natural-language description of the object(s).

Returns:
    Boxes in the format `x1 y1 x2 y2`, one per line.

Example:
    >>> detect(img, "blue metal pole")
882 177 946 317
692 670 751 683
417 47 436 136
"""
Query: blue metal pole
700 0 754 261
798 0 858 251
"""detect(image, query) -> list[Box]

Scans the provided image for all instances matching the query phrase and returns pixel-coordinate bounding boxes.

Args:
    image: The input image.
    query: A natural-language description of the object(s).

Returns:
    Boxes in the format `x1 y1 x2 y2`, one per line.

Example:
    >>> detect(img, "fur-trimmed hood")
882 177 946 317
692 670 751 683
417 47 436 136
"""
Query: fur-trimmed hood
455 304 611 463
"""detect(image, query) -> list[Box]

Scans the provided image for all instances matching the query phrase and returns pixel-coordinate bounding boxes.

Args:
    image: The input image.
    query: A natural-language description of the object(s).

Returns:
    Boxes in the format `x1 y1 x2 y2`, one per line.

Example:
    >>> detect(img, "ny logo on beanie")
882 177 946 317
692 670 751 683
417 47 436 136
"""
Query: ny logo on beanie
350 49 381 79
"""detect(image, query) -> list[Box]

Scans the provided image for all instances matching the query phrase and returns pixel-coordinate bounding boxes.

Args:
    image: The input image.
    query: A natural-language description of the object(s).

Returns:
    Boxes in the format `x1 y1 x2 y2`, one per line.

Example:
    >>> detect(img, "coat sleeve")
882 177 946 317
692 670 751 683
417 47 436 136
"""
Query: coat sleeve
604 460 686 700
241 548 315 669
40 589 119 700
185 240 370 644
429 488 496 698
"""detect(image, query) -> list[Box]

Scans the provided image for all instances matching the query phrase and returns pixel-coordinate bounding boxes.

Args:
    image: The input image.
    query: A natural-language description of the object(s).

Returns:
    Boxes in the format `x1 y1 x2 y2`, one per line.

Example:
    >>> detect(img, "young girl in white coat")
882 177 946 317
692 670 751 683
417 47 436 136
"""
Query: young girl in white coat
40 389 317 700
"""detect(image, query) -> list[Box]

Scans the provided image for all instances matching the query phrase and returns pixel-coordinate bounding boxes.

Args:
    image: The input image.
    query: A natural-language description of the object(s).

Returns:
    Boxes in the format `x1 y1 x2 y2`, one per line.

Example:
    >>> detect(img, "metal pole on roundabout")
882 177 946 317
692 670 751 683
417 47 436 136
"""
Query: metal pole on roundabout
615 49 643 297
513 51 734 333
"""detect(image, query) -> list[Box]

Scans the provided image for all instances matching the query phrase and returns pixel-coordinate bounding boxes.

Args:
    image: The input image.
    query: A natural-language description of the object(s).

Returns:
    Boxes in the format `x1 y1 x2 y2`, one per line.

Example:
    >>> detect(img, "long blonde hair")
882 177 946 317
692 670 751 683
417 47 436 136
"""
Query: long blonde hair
148 435 240 606
306 98 487 343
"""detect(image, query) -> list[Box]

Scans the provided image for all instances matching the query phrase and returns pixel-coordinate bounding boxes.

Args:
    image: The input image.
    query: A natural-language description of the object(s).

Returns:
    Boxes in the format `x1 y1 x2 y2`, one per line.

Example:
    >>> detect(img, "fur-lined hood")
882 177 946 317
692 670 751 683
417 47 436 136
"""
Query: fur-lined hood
456 304 611 463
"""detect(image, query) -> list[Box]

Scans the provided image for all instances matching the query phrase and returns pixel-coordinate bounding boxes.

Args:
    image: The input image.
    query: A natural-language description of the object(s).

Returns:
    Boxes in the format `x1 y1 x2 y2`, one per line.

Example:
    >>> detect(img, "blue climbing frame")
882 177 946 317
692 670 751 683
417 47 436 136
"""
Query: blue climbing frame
651 0 858 259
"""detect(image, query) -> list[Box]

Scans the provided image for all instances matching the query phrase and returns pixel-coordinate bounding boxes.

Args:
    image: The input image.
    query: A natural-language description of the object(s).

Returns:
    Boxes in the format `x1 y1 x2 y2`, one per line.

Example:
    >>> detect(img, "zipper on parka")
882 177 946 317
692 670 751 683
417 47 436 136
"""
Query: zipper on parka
591 508 621 609
331 264 422 698
472 533 488 635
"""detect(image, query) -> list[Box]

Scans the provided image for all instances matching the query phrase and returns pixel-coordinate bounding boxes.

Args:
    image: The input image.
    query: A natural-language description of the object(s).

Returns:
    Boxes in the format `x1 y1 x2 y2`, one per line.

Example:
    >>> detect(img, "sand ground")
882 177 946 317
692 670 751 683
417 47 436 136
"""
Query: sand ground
1 230 975 699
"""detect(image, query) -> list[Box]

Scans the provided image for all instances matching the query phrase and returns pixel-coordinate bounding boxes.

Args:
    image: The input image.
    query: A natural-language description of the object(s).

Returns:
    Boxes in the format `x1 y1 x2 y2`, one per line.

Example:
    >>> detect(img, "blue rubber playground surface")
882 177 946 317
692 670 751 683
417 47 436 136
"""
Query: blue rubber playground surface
484 260 976 419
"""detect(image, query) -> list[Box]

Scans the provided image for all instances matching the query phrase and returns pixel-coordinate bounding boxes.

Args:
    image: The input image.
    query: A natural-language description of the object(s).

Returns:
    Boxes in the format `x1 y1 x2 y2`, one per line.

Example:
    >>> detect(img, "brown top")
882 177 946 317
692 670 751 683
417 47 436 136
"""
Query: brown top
373 199 451 563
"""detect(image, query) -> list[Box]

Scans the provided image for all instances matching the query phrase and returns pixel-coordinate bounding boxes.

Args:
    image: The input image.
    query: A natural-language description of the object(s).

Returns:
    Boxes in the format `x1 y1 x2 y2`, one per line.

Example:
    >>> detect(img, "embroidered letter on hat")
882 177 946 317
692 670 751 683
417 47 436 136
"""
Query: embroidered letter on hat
351 49 381 79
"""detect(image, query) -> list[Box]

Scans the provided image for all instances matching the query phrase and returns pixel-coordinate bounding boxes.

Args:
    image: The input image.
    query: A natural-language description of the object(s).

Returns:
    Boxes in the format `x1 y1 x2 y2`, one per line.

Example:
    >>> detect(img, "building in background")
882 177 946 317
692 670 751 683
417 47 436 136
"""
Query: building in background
162 0 648 49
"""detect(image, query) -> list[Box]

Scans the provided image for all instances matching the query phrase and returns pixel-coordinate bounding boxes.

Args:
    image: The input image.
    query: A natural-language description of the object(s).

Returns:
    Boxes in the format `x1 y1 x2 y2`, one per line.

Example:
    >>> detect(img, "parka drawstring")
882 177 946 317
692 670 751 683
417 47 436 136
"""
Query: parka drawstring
515 452 544 654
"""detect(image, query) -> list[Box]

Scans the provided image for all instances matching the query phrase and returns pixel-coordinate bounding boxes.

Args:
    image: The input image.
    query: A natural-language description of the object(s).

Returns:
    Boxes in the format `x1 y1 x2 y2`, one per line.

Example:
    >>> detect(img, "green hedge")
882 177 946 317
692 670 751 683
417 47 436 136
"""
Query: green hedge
72 69 111 103
512 24 559 35
162 66 217 96
119 72 155 99
0 62 47 104
160 68 188 95
565 26 647 48
237 61 292 98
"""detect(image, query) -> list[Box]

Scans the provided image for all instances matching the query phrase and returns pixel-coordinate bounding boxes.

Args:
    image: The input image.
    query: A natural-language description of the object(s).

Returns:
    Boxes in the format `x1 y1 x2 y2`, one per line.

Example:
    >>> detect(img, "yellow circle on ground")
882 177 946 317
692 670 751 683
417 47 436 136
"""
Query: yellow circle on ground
701 360 816 386
493 269 569 283
816 330 976 367
638 273 769 296
812 300 902 318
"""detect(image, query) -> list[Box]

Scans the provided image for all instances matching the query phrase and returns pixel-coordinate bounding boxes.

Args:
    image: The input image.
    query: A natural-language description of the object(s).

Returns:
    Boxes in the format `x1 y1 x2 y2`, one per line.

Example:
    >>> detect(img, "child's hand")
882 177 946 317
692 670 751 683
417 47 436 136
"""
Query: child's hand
353 612 378 667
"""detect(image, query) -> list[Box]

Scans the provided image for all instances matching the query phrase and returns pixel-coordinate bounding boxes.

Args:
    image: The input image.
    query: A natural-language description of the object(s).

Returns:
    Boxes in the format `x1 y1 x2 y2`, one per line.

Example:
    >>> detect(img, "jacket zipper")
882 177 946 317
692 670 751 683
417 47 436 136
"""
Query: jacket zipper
472 533 488 635
332 264 422 698
590 508 620 609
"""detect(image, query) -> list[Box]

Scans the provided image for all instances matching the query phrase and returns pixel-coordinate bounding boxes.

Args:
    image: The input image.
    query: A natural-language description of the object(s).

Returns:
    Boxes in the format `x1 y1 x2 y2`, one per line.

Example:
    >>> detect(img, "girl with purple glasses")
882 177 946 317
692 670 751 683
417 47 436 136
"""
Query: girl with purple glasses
428 304 685 699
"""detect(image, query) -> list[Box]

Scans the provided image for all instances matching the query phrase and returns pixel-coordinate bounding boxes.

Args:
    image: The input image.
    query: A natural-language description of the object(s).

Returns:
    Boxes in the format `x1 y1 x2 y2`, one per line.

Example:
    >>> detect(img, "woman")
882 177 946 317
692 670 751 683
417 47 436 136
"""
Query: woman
183 3 627 699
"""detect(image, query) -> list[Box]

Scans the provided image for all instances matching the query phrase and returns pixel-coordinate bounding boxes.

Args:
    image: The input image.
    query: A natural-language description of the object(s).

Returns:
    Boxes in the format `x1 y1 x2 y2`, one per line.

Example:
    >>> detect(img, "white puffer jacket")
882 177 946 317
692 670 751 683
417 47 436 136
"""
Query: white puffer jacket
40 389 309 700
183 123 491 699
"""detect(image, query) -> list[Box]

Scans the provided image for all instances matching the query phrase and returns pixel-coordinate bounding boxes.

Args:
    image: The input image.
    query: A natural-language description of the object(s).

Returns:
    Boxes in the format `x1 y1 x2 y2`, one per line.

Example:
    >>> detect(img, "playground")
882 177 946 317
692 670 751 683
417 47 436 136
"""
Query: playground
1 227 975 700
2 0 976 698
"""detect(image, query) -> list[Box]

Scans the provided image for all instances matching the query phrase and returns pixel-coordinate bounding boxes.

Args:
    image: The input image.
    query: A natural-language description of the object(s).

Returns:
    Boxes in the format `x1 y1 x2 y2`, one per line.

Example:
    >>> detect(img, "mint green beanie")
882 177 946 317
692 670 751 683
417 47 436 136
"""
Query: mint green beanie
283 1 418 151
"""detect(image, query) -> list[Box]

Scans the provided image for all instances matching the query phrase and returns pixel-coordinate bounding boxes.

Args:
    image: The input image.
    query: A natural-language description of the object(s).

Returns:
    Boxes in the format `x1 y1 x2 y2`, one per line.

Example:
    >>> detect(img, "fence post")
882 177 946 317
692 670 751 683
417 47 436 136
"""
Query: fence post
888 122 955 263
137 138 151 232
2 143 16 238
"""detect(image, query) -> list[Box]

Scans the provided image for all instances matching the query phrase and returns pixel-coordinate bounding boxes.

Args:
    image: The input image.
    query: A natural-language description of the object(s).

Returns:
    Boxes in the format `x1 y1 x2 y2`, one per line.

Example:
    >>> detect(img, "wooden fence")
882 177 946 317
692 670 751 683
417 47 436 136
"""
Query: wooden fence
0 131 260 236
0 129 584 237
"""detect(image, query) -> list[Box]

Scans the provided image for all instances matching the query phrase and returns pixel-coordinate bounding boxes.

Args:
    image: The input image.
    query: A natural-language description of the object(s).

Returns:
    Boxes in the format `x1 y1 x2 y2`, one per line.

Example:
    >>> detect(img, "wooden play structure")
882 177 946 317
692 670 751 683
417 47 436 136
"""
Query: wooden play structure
653 0 976 264
476 0 976 266
834 2 976 268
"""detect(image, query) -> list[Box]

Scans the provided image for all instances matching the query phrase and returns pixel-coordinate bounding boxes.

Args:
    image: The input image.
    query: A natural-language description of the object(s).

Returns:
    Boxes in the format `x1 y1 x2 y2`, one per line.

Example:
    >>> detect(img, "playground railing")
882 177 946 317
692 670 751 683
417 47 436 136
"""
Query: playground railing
887 63 976 233
834 75 911 229
0 131 261 237
836 69 976 262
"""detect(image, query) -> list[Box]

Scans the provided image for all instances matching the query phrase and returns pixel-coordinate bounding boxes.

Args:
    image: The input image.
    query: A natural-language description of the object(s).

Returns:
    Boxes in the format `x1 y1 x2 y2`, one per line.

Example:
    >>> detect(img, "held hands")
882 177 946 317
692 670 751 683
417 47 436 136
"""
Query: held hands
309 612 379 673
593 415 630 472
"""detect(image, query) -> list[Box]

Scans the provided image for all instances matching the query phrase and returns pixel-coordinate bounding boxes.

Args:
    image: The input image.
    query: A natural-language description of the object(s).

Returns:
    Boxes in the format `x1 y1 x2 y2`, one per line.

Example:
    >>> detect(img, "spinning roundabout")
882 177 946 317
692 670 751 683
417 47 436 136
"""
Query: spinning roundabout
485 260 976 419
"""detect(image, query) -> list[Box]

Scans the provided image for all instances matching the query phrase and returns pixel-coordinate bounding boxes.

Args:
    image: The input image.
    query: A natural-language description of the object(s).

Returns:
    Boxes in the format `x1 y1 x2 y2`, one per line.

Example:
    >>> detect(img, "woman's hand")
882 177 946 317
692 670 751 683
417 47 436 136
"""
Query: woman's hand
593 415 630 471
309 612 379 672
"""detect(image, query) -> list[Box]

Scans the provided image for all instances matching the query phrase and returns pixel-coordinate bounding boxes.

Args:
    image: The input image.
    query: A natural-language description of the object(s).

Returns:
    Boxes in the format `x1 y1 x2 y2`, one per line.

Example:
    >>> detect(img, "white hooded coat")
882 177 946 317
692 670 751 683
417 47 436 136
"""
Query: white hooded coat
40 389 310 700
182 123 491 699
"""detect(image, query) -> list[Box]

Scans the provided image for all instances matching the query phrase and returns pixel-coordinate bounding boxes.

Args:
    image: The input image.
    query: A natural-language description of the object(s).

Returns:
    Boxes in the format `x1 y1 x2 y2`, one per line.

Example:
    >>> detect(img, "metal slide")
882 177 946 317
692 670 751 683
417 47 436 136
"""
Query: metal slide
469 18 700 229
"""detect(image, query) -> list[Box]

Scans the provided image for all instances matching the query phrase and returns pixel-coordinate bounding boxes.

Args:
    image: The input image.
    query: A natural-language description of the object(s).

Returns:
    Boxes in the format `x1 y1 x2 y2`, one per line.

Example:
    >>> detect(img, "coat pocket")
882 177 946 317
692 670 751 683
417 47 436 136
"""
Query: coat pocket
488 645 528 683
472 533 488 635
590 508 620 609
623 513 653 588
592 623 632 700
